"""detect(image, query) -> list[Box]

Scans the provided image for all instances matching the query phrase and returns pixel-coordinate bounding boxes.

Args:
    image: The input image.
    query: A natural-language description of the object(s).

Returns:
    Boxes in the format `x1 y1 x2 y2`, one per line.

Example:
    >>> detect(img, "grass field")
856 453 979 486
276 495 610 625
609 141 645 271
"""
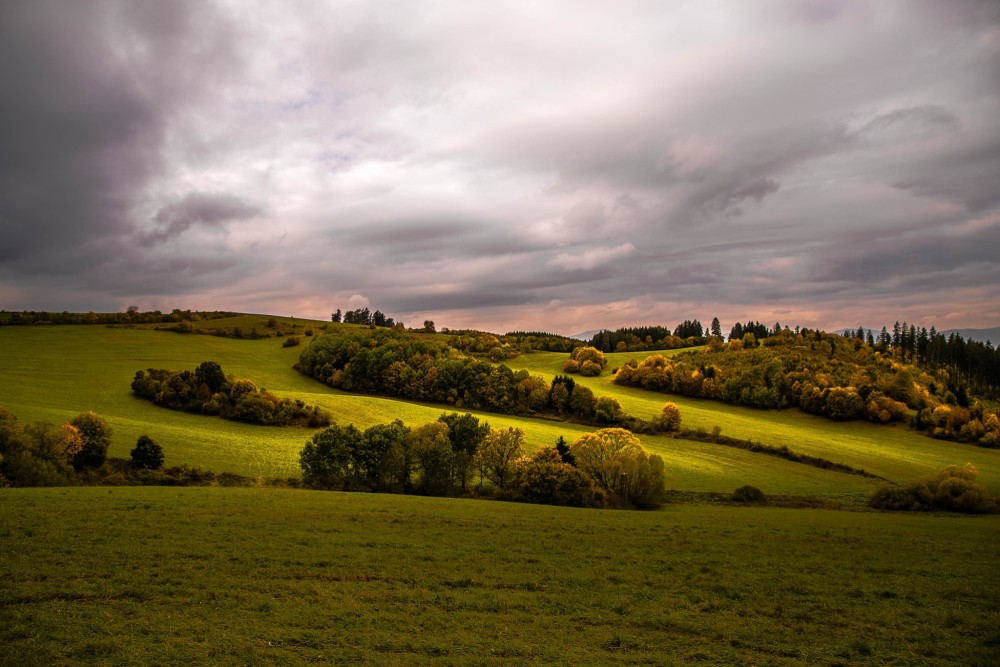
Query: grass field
2 324 998 497
1 486 997 666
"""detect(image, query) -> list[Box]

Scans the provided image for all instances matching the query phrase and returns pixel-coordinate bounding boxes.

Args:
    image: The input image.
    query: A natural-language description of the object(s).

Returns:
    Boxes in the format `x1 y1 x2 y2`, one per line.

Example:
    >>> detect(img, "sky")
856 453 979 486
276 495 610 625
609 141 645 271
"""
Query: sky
1 0 999 336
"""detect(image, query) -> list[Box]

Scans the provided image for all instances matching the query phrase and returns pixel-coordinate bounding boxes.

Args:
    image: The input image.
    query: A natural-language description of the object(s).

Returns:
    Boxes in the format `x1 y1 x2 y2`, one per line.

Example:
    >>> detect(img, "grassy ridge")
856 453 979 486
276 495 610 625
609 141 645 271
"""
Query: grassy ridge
2 487 998 666
1 324 997 495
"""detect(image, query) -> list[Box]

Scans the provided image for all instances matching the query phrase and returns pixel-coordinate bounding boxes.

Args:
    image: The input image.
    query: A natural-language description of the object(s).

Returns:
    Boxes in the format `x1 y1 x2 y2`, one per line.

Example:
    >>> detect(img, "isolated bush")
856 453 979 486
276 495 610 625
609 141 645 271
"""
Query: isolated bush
579 360 602 377
654 402 682 432
571 346 607 368
870 464 997 513
282 335 302 348
130 435 164 470
571 428 665 508
731 485 766 503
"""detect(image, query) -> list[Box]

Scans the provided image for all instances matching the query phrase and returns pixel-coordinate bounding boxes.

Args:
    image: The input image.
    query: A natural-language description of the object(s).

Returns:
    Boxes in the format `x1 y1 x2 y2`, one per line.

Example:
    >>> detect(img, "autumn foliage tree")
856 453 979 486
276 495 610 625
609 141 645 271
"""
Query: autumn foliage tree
570 428 665 508
475 426 525 491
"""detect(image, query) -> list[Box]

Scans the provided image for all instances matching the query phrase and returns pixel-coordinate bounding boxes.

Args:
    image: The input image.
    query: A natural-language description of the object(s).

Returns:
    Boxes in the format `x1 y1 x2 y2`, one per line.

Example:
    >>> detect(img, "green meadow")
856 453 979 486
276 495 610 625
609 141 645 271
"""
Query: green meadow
2 487 998 666
2 321 998 497
3 319 1000 666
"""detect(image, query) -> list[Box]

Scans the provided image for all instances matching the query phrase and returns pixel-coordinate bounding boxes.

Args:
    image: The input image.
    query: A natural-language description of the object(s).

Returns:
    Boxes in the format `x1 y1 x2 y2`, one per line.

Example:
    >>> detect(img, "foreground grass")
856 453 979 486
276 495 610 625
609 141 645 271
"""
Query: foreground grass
2 487 998 666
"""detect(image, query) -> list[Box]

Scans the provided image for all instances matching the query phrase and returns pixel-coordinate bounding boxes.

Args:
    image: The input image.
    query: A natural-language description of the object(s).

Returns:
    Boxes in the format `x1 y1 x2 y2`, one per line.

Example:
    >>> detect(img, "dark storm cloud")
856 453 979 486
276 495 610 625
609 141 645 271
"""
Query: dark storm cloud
0 1 245 274
0 3 157 268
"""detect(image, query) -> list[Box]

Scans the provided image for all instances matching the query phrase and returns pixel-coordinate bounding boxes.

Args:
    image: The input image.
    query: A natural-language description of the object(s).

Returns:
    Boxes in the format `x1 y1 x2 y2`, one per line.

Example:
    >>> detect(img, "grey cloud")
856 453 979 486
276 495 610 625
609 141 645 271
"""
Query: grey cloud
860 105 960 136
143 192 262 245
1 1 998 332
0 1 244 274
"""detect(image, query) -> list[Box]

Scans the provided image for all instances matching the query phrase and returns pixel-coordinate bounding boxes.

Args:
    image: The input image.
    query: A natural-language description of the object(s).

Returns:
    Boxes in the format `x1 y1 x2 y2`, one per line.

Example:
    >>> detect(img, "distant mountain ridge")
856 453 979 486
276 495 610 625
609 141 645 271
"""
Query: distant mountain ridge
940 328 1000 344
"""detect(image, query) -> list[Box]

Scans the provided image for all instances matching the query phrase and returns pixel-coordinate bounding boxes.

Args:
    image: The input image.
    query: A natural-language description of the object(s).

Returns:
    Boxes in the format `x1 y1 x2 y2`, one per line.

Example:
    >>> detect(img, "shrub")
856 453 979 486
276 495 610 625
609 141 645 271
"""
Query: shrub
571 428 665 508
513 448 605 508
562 359 580 374
282 335 302 348
571 346 607 368
579 360 602 377
130 435 165 470
654 402 682 432
731 485 766 503
594 396 625 424
870 464 998 513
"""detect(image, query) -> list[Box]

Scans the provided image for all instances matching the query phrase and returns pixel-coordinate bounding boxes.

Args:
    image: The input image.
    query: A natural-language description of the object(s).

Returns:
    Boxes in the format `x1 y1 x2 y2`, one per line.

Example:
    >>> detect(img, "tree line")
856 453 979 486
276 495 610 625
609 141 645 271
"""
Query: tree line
585 322 709 353
331 307 403 328
299 412 666 509
295 328 680 433
131 361 332 427
611 329 1000 447
0 308 237 326
858 322 1000 399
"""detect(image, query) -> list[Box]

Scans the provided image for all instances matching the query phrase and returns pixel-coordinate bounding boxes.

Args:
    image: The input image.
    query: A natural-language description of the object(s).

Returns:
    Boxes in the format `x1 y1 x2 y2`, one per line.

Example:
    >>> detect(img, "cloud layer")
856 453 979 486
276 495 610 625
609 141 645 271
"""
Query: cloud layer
1 0 998 334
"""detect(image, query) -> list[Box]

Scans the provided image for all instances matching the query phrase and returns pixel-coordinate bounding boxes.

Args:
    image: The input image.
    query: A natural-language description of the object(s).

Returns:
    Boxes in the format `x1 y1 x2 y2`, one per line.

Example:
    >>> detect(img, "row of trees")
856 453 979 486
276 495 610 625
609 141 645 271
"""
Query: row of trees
299 413 666 508
331 307 402 328
131 362 331 427
613 332 916 423
610 328 1000 446
0 309 237 326
296 329 675 432
585 323 708 353
845 323 999 398
447 330 577 357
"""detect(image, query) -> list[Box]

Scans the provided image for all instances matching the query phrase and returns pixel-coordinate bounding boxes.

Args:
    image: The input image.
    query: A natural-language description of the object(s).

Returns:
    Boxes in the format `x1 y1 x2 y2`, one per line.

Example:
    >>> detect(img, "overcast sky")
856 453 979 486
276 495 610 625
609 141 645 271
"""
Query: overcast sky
2 1 998 335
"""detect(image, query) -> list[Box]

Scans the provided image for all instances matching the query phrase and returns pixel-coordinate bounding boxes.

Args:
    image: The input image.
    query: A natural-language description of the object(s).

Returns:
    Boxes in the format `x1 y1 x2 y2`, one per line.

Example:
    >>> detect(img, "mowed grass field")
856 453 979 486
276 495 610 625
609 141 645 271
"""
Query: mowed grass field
1 322 998 496
2 487 998 666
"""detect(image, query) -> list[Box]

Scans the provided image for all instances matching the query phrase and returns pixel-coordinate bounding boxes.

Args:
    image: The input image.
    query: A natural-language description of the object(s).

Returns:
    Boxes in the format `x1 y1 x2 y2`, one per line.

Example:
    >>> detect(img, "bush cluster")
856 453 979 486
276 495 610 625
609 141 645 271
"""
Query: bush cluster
300 415 665 510
870 464 998 513
131 361 331 427
613 332 917 425
0 407 112 486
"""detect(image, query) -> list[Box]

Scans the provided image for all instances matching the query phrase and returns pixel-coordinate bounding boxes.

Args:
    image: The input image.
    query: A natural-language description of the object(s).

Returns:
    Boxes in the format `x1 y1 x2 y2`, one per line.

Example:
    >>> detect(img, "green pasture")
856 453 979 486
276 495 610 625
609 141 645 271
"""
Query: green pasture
516 351 1000 494
1 325 997 496
2 486 997 666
